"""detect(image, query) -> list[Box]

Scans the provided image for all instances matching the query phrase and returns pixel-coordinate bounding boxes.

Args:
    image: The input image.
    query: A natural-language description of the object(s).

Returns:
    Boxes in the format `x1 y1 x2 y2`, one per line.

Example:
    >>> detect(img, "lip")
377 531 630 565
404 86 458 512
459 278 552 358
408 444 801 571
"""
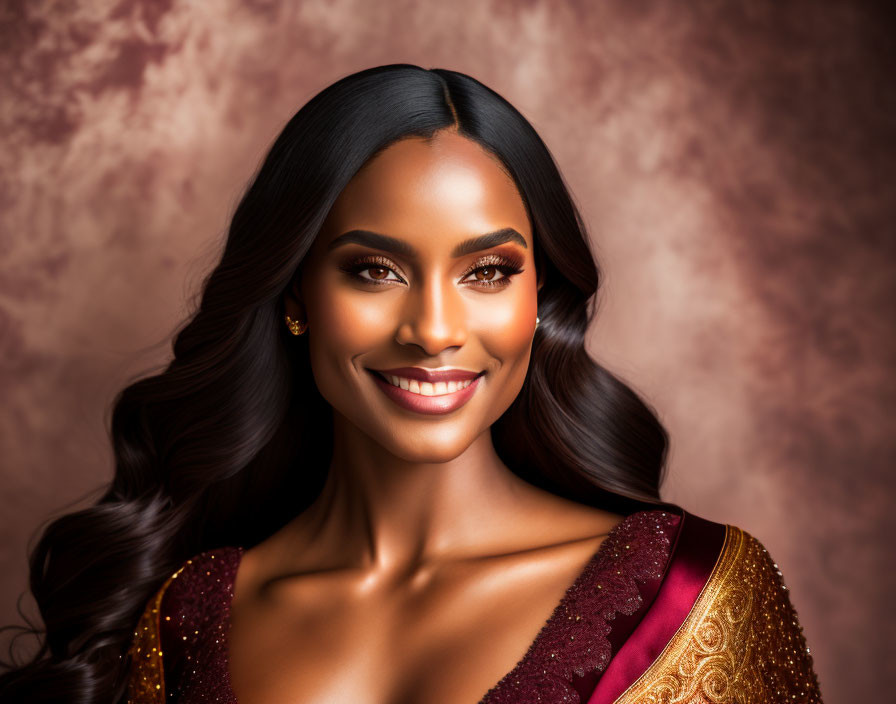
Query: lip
366 368 484 415
372 367 484 383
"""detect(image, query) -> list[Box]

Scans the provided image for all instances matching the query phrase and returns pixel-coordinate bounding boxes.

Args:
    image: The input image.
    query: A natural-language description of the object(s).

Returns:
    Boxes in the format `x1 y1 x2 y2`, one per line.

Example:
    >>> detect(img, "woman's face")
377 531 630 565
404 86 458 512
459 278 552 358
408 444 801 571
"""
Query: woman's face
286 129 541 462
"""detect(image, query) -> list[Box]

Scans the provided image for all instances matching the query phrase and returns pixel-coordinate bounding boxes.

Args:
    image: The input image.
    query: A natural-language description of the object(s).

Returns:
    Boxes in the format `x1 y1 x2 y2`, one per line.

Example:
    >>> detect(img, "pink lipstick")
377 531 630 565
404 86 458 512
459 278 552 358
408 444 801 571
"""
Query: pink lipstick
367 367 485 415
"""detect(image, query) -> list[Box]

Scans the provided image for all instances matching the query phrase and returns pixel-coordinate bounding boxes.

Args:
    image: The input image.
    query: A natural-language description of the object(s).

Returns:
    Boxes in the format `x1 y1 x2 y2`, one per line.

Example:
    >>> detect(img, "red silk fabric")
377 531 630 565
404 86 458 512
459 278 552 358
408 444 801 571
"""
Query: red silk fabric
586 511 726 703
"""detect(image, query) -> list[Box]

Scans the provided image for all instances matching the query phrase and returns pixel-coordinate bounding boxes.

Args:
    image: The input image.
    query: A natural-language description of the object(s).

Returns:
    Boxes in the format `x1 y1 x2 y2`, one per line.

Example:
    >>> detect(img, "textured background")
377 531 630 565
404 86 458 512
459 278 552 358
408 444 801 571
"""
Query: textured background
1 1 894 700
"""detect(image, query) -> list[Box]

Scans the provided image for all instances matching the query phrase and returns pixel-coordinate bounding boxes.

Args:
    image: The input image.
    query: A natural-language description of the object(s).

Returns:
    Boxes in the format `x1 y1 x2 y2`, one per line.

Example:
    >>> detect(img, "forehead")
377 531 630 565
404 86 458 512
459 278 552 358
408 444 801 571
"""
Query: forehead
318 131 532 249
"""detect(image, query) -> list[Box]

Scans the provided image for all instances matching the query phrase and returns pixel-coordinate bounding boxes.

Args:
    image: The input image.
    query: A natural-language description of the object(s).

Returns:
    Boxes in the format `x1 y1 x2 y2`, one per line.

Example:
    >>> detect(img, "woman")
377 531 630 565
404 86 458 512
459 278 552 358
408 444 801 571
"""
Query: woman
0 65 822 703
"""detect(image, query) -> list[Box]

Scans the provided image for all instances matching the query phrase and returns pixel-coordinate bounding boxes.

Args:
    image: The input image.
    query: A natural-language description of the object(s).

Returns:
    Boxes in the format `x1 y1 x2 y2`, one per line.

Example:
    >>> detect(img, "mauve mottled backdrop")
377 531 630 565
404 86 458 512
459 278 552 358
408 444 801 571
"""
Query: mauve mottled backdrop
1 1 893 700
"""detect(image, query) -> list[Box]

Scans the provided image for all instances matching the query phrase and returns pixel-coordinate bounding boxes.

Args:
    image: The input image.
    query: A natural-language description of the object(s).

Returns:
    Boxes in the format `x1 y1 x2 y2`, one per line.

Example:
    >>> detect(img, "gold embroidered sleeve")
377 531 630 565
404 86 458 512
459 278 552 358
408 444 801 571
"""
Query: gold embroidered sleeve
125 563 189 704
614 525 823 703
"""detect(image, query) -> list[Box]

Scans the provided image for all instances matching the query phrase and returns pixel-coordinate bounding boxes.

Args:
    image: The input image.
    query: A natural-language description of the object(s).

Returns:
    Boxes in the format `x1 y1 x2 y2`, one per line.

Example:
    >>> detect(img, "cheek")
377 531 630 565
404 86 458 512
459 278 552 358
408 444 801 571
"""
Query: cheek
302 274 401 411
306 274 395 354
471 289 537 427
472 288 537 368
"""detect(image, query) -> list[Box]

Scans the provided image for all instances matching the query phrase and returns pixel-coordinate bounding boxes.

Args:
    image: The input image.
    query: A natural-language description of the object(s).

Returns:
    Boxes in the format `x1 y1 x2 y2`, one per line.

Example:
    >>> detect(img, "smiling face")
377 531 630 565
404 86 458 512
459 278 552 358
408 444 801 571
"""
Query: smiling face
285 129 541 463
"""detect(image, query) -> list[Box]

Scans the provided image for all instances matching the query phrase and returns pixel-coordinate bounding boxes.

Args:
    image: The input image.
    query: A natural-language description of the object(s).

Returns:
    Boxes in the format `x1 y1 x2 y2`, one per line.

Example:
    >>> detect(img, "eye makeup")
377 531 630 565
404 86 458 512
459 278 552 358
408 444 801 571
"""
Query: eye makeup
459 252 525 288
339 251 525 289
339 253 405 284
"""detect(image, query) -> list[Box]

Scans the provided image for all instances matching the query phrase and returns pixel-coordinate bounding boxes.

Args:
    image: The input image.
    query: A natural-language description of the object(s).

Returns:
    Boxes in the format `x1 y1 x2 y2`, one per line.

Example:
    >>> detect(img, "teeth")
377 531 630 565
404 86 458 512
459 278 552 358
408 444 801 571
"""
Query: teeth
382 374 474 395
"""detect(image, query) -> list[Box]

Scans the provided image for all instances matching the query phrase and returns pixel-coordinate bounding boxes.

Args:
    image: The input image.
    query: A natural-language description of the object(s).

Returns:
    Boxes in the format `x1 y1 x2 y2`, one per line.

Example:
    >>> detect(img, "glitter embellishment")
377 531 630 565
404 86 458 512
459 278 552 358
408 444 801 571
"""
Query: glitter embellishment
126 561 189 703
613 526 824 703
126 548 243 703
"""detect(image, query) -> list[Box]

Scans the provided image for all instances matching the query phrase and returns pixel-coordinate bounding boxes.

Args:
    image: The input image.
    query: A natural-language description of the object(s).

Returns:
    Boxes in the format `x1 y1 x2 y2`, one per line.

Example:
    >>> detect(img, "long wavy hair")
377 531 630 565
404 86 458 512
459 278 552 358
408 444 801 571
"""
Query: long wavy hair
0 64 669 702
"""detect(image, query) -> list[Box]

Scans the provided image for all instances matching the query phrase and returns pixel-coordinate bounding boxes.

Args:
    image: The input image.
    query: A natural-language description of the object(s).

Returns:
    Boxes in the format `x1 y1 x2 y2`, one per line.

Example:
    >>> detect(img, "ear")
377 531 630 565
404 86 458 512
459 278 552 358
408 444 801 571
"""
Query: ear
283 274 307 321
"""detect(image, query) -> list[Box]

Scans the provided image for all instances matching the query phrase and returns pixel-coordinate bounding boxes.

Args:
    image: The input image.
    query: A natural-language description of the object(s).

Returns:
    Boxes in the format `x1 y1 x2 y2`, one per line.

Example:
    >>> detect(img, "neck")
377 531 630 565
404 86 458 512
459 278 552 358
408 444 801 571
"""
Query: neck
288 410 533 574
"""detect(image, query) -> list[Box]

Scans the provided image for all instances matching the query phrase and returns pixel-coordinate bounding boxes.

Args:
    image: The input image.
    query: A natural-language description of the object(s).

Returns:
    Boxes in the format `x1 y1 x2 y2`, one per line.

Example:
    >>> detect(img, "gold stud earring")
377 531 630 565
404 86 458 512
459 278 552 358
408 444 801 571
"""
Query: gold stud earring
285 314 308 335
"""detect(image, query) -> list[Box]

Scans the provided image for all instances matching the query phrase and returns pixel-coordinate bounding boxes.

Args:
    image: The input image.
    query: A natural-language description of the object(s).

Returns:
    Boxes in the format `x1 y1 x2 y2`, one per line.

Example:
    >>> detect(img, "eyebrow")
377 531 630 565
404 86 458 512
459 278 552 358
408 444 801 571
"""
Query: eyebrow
326 228 528 258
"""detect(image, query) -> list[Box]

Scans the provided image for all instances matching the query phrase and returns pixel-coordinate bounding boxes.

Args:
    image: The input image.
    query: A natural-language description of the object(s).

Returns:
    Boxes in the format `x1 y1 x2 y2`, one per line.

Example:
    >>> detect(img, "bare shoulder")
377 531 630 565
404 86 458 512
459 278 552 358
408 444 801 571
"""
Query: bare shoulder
508 484 629 550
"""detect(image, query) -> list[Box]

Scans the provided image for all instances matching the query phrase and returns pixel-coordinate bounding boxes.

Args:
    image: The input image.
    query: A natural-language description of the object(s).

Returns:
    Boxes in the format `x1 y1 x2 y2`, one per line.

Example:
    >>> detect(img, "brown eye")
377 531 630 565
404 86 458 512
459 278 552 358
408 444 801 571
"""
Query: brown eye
460 255 525 289
340 256 406 285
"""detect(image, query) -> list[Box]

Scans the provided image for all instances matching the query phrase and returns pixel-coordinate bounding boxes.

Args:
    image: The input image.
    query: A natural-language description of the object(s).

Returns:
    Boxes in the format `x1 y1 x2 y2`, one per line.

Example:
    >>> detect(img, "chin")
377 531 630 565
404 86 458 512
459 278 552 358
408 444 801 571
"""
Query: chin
377 427 477 464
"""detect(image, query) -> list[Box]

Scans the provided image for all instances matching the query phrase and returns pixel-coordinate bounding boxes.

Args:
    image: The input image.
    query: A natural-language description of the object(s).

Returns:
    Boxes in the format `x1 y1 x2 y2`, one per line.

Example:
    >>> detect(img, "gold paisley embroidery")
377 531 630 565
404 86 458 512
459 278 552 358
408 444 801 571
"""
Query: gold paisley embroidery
614 526 823 703
126 561 191 704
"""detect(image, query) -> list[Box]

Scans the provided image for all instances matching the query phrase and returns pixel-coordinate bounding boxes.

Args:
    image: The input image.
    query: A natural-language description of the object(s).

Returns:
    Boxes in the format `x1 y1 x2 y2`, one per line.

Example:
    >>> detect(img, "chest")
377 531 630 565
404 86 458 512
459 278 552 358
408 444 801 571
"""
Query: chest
226 550 604 704
153 513 682 703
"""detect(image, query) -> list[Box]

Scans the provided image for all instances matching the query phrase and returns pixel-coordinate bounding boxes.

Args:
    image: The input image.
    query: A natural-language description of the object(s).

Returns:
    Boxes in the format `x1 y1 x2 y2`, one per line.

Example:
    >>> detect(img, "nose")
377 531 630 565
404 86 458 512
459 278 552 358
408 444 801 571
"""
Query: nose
395 274 467 356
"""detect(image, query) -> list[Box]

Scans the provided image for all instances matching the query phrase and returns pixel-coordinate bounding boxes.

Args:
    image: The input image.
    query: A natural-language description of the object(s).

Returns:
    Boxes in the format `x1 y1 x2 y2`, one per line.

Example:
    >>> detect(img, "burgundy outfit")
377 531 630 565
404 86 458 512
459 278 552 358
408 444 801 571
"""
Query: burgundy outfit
128 505 823 702
150 510 679 703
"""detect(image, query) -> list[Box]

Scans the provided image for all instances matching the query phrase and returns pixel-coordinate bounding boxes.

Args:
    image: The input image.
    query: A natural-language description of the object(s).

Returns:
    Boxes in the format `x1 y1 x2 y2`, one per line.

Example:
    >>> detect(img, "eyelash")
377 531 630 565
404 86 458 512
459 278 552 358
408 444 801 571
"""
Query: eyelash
340 253 525 289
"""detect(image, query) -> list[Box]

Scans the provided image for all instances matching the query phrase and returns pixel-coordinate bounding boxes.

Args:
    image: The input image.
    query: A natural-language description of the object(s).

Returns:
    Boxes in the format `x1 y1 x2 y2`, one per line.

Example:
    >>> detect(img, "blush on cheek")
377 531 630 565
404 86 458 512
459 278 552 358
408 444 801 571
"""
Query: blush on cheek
475 299 536 378
315 290 395 350
476 295 535 340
